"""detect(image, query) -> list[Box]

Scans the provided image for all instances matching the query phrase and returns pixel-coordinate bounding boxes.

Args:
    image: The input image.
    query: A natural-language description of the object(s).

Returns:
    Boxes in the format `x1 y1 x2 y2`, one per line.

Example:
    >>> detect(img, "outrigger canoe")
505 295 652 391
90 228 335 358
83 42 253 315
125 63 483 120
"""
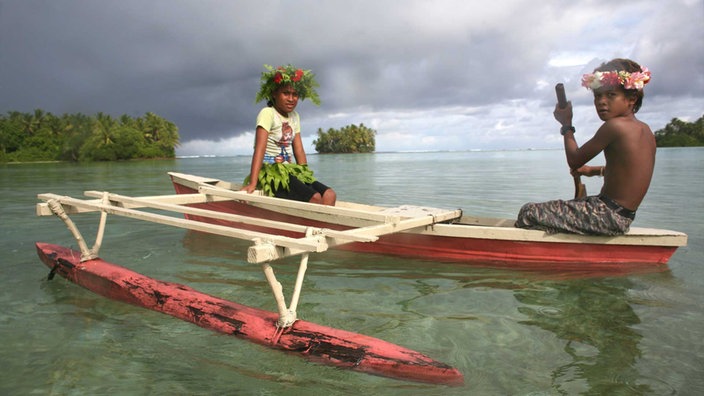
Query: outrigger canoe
34 184 466 385
169 172 687 272
33 171 687 385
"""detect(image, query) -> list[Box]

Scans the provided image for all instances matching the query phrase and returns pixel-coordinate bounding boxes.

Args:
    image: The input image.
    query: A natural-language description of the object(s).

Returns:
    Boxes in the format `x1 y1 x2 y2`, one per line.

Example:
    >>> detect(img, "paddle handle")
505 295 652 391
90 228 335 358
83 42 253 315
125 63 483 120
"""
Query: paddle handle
573 175 587 199
555 83 567 108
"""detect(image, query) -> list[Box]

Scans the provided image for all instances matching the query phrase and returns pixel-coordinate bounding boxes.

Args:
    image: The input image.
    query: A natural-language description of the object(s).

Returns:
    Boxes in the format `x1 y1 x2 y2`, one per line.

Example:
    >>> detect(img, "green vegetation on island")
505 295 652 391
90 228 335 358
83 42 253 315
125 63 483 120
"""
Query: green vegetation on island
655 115 704 147
313 123 376 154
0 110 179 162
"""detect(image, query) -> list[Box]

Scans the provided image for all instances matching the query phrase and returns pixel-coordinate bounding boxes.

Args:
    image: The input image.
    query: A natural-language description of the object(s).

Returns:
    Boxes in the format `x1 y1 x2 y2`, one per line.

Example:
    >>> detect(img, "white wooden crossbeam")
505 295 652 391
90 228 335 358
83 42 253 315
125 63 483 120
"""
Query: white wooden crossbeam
37 193 327 253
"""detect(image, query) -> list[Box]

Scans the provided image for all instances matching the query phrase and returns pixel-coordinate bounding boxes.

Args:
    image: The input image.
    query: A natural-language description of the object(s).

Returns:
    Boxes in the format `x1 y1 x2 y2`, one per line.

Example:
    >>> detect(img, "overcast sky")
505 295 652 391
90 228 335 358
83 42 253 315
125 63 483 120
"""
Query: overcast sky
1 0 702 156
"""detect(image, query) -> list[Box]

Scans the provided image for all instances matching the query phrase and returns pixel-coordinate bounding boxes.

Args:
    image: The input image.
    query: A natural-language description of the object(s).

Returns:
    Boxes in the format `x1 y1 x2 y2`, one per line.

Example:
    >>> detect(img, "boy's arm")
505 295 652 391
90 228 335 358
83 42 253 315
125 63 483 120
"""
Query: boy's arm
553 101 584 169
571 165 604 177
565 121 617 169
553 101 614 169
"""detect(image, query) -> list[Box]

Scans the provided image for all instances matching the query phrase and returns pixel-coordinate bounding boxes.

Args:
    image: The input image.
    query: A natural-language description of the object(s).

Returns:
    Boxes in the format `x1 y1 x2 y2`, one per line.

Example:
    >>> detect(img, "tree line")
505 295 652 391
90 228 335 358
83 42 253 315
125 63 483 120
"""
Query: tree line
0 110 179 162
3 109 697 162
654 115 704 147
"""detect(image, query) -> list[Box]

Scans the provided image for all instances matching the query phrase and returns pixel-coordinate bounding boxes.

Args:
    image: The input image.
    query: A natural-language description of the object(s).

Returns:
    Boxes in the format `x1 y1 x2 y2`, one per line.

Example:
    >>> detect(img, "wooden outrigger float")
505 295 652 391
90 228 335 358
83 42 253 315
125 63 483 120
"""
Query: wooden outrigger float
35 186 466 385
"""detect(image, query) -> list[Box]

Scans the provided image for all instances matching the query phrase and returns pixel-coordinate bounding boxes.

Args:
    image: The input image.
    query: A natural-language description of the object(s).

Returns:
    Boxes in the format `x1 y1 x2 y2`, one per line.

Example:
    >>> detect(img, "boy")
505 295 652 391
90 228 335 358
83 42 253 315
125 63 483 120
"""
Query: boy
515 58 653 235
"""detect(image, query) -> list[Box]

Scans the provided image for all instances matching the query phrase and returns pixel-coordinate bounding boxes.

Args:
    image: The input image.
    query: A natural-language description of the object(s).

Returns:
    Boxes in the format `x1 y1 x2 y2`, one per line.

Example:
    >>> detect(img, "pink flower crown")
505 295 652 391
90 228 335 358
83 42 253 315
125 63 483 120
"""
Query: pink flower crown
581 67 651 91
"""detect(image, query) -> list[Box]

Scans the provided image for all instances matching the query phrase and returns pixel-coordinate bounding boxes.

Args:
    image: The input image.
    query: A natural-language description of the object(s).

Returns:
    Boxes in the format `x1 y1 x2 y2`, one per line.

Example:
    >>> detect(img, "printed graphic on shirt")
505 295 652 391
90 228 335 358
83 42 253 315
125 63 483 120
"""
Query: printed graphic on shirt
279 122 293 148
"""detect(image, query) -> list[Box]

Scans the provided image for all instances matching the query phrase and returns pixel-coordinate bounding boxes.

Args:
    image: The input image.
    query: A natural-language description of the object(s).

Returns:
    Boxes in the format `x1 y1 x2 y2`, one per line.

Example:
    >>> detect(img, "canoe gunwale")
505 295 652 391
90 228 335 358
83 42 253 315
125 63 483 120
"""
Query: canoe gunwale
168 172 687 250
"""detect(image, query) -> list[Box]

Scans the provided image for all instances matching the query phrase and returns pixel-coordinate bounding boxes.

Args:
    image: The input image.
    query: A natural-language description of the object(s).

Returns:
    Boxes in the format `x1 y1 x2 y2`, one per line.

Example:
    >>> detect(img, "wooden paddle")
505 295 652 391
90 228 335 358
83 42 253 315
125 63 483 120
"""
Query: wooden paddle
555 83 587 199
573 174 587 199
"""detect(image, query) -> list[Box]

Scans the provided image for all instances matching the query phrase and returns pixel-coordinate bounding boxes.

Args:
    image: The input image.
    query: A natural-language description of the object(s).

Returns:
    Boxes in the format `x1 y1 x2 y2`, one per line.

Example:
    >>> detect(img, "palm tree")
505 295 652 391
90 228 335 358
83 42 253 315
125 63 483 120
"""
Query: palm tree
21 109 46 135
93 112 117 146
141 112 180 156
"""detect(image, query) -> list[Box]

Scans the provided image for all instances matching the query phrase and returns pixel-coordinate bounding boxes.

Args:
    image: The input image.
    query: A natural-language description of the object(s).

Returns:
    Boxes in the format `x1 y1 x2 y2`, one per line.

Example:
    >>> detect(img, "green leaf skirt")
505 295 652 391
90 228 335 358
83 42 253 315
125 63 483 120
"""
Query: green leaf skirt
243 163 316 197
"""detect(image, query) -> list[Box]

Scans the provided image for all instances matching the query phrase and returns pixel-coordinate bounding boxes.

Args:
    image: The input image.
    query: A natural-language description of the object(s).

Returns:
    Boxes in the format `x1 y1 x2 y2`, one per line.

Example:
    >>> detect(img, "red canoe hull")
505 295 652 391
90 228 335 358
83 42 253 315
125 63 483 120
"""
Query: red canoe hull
171 182 679 273
36 242 464 386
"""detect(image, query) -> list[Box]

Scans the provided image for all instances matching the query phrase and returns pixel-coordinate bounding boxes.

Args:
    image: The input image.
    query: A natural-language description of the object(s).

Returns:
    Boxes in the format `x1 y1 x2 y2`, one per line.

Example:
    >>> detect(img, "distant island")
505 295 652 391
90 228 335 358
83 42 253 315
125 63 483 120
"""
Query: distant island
0 110 179 162
313 123 376 153
654 115 704 147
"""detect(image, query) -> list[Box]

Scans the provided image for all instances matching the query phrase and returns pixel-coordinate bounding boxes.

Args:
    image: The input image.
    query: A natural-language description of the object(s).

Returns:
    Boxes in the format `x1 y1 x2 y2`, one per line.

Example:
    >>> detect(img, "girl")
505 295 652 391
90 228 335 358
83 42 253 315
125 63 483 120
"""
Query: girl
241 65 336 205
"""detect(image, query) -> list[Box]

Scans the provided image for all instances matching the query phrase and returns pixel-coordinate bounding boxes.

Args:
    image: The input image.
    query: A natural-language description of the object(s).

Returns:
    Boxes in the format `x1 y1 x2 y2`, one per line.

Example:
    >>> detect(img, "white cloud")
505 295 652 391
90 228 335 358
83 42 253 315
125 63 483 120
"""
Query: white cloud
179 133 255 157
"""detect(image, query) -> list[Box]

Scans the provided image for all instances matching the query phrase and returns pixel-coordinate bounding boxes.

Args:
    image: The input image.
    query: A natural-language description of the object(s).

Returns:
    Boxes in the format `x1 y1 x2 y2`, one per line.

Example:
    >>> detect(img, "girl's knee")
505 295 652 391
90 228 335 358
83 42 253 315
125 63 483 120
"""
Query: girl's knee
308 193 323 204
319 189 336 205
308 188 336 205
323 189 336 205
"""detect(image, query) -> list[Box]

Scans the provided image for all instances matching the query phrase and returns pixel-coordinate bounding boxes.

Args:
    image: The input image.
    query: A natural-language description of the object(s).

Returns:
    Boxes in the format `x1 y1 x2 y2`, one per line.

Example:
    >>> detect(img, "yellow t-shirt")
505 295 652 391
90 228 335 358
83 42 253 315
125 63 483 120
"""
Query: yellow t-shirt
255 107 301 158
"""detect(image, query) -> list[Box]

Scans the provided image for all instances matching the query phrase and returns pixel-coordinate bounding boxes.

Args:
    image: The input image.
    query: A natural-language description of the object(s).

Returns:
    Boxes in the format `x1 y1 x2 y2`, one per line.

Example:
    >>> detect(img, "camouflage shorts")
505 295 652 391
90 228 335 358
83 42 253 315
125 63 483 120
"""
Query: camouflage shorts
515 195 634 236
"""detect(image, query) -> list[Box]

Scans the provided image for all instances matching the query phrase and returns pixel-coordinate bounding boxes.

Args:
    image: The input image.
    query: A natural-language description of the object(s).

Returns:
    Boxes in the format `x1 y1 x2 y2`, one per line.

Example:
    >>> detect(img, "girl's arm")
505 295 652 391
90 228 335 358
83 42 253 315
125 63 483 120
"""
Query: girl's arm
242 127 269 193
292 133 307 165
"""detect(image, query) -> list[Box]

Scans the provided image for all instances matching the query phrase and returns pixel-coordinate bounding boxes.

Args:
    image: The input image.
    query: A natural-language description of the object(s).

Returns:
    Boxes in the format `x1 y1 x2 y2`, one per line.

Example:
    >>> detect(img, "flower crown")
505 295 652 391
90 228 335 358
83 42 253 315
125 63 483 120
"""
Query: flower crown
581 67 651 91
255 64 321 105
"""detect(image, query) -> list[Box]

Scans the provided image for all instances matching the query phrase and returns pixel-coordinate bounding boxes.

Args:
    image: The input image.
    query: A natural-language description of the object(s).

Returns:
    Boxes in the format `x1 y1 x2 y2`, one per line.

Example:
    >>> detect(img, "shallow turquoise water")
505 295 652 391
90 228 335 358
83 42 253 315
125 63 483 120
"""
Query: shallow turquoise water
1 148 702 395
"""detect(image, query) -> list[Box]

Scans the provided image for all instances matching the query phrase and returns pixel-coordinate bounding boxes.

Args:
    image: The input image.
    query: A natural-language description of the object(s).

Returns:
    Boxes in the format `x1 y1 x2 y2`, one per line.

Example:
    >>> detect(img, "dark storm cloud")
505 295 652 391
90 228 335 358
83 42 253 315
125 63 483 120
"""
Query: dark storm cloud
1 0 702 154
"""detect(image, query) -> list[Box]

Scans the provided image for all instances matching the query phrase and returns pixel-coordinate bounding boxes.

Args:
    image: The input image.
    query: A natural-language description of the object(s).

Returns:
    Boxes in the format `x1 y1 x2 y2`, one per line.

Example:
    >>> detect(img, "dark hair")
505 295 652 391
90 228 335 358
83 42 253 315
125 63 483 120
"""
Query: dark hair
593 58 646 113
